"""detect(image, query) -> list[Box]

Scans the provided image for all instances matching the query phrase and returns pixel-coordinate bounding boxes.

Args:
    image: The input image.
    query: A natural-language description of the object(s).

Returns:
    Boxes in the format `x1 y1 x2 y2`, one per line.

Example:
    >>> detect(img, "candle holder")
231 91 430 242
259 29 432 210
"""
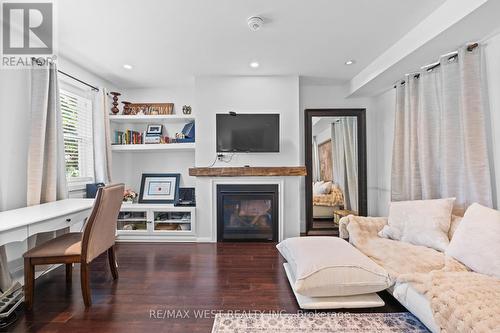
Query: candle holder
109 92 121 114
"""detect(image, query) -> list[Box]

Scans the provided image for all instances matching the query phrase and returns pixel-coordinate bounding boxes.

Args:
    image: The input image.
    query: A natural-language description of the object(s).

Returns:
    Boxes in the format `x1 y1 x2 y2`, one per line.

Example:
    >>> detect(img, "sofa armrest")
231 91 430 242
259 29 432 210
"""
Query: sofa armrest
339 215 388 240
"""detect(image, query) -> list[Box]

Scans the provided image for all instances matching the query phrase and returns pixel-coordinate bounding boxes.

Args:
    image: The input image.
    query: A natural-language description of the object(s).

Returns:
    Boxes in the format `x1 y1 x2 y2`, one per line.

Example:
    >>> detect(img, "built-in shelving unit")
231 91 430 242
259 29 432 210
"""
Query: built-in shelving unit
111 142 195 152
109 112 196 241
116 203 196 242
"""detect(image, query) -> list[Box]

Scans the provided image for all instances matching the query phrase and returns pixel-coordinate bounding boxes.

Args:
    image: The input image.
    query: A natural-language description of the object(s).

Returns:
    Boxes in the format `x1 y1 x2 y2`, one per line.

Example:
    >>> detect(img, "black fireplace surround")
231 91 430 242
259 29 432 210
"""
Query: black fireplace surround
217 184 278 242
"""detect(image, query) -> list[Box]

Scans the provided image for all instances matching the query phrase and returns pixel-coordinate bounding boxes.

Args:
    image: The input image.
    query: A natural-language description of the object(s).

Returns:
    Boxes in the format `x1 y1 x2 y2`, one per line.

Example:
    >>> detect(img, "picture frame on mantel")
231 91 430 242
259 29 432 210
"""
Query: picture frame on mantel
139 173 180 204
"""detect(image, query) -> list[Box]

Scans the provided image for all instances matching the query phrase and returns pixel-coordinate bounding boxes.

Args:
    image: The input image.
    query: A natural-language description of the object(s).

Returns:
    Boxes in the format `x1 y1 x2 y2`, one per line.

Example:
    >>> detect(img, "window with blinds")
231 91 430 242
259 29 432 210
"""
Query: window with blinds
60 89 94 185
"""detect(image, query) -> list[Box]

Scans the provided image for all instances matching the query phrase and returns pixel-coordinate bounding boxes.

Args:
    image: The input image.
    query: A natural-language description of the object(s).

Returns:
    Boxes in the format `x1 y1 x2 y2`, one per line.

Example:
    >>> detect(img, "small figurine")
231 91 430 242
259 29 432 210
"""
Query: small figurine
182 105 192 115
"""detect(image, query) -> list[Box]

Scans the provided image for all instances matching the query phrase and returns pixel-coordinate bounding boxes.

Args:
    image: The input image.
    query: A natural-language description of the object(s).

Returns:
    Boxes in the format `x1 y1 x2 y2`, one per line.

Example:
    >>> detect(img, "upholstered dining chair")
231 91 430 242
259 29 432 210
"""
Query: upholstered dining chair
23 183 124 309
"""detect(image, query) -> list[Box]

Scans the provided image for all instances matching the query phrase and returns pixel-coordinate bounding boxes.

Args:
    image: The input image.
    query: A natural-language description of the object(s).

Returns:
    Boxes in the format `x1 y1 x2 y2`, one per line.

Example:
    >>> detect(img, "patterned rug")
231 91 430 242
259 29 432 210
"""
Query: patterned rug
211 312 430 333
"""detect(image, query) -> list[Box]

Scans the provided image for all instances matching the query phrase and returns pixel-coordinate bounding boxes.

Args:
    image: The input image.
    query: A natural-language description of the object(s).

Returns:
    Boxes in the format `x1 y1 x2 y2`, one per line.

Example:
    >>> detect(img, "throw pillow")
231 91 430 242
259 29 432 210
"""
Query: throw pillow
446 203 500 278
448 215 463 240
319 181 332 194
313 181 324 195
378 198 455 251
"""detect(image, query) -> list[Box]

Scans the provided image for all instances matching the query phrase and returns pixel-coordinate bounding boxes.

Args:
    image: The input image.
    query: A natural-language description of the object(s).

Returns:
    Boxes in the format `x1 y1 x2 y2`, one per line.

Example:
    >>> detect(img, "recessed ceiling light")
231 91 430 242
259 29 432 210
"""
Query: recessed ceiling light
123 64 133 70
345 60 355 65
250 61 259 68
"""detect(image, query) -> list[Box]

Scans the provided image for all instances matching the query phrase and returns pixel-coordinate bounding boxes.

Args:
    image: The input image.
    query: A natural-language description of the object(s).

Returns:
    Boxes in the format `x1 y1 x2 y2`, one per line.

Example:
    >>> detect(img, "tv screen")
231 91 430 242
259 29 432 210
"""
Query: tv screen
216 114 280 152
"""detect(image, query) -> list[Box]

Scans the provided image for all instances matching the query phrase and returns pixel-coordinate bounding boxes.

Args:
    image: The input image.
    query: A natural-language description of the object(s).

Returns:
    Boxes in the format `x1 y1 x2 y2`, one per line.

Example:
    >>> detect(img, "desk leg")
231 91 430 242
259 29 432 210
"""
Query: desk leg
66 264 73 283
23 258 34 310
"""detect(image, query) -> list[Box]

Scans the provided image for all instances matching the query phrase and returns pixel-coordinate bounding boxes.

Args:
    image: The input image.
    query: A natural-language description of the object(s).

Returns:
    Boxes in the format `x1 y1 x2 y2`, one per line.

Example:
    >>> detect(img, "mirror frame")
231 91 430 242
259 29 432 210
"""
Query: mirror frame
304 109 367 233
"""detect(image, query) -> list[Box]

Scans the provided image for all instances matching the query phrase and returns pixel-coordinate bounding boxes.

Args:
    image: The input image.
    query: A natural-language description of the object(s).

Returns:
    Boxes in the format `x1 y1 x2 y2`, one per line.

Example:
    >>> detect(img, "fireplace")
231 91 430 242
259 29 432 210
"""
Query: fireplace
217 184 278 242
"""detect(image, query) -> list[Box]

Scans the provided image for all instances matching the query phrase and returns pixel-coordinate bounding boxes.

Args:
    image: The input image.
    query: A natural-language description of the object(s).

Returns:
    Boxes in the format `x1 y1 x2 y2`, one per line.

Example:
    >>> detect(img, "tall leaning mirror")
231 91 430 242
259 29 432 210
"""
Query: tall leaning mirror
304 109 367 235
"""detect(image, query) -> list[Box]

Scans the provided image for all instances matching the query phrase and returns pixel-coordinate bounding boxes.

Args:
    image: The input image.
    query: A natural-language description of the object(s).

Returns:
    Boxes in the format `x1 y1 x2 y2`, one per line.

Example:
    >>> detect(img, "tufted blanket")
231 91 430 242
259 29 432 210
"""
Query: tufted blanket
340 215 500 333
339 216 446 280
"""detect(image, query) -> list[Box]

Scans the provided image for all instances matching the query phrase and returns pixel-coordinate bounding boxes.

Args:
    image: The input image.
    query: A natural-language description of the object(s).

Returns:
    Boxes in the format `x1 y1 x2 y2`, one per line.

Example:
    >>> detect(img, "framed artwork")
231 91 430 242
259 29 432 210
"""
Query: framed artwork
318 139 333 181
146 124 163 135
139 173 180 204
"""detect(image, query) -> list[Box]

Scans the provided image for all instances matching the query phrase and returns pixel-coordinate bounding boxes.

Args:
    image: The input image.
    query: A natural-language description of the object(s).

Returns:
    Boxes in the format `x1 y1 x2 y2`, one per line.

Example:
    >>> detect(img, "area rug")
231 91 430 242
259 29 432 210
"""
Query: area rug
211 312 430 333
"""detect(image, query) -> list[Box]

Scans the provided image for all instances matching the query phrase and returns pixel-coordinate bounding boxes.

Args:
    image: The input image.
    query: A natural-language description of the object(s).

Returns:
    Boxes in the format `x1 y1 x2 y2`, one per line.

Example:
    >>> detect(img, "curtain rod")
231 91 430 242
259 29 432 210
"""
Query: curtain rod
393 43 479 88
57 70 100 92
31 57 100 92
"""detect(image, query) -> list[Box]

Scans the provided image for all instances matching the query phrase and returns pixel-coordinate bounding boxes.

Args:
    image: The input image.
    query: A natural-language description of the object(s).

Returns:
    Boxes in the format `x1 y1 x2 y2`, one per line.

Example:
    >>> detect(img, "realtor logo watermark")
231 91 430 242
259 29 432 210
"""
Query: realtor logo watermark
1 0 56 68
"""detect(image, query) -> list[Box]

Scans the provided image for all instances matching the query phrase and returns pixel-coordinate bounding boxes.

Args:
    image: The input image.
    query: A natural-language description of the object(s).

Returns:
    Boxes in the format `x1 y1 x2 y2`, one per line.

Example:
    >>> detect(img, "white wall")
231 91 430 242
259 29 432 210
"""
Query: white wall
0 69 30 212
194 76 301 241
113 85 196 191
299 83 377 231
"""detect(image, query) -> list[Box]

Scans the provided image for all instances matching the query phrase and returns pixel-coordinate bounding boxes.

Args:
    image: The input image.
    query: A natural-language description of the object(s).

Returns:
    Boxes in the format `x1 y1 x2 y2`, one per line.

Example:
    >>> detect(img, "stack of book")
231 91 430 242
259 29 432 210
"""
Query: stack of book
114 130 145 145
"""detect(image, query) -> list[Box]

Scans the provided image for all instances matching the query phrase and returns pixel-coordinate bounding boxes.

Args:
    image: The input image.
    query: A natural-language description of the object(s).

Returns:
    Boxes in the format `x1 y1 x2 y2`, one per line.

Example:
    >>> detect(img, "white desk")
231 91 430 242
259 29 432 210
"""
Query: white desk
0 199 94 247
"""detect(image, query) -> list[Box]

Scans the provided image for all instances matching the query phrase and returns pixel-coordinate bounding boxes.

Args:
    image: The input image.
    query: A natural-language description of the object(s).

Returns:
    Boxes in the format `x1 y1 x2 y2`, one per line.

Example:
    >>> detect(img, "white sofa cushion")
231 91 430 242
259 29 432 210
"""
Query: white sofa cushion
446 203 500 278
276 237 391 297
378 198 455 252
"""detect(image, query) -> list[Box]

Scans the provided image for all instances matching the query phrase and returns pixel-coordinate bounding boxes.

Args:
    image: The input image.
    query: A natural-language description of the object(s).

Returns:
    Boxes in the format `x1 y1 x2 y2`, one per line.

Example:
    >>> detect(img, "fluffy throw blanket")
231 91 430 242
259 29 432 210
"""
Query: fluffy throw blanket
340 215 500 333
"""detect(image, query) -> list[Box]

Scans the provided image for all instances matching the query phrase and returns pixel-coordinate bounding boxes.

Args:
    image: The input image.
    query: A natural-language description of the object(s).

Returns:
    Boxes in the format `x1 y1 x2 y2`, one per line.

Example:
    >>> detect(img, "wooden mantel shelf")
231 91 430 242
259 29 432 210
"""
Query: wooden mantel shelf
189 167 307 177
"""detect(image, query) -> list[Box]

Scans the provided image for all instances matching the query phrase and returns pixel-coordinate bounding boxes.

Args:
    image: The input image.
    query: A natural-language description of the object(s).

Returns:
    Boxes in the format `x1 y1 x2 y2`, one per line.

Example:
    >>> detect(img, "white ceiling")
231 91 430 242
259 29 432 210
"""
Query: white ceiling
58 0 447 88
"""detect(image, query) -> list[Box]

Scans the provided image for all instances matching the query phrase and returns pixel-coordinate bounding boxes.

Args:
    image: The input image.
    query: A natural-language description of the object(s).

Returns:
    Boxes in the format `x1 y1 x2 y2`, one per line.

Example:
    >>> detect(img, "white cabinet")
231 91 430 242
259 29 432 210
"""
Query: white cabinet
116 203 196 242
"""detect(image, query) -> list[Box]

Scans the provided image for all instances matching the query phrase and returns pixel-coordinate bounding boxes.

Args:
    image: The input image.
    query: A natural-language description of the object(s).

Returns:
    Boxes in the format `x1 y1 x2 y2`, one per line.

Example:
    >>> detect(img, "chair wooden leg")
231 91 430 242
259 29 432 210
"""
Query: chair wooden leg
66 263 73 283
80 262 92 307
23 258 34 310
107 246 119 280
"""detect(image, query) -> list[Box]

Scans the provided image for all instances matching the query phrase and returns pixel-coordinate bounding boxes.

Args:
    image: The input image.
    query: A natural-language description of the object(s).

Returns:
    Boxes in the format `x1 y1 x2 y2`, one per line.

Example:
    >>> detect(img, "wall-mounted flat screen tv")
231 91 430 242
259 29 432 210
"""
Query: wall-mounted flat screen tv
216 113 280 153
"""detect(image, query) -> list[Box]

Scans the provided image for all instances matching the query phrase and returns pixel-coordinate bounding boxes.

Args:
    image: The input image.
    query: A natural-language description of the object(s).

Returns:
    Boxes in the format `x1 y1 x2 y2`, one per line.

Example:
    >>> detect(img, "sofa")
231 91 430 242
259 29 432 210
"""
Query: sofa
338 201 500 333
278 199 499 333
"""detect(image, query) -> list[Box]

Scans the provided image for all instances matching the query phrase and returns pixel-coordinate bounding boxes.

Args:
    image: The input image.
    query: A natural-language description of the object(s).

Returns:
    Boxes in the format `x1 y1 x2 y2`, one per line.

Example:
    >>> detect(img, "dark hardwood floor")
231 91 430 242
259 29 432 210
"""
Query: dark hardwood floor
307 219 339 236
3 243 406 333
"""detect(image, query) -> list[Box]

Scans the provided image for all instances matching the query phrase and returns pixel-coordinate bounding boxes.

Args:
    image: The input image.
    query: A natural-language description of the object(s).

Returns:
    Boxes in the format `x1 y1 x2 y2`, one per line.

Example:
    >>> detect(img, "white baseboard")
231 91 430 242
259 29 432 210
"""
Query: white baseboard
196 237 215 243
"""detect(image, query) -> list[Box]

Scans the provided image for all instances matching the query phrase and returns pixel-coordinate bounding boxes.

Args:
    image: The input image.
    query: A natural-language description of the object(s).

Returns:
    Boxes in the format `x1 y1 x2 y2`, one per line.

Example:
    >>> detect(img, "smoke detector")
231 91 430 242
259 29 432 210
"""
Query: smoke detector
247 16 264 31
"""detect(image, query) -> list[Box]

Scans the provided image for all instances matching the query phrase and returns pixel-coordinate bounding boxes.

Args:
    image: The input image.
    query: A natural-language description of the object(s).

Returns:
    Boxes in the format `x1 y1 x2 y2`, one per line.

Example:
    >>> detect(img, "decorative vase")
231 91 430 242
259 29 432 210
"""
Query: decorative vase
109 92 121 114
122 101 132 115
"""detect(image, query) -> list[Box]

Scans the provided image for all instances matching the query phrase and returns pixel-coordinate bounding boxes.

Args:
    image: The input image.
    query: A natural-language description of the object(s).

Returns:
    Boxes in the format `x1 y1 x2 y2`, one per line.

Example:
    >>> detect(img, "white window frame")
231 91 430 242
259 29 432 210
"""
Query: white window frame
60 86 95 191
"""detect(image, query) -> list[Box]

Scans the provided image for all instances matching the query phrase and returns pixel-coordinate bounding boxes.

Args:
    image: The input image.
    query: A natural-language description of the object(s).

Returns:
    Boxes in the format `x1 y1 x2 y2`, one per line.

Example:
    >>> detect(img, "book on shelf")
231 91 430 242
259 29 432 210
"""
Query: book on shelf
114 130 145 145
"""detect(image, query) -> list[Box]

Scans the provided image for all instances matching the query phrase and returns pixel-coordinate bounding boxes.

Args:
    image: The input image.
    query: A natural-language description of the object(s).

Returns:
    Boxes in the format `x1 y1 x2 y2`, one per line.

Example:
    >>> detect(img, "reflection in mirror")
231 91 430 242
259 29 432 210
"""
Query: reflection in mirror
311 117 358 229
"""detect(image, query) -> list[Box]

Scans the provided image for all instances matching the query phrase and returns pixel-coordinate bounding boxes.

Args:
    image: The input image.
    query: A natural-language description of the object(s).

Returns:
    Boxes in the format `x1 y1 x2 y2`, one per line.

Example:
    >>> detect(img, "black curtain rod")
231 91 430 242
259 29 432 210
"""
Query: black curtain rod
393 43 479 88
57 70 100 92
31 57 100 92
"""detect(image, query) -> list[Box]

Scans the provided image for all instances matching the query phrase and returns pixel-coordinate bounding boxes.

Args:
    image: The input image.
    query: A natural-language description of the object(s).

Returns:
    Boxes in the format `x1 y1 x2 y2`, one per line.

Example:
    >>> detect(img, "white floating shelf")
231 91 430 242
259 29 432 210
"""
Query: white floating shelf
109 114 195 123
111 143 195 152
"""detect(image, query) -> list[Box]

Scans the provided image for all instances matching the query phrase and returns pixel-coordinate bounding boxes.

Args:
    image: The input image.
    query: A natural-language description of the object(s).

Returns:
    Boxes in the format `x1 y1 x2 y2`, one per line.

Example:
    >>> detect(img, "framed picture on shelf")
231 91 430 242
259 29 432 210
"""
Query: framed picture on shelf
139 173 180 204
146 124 163 135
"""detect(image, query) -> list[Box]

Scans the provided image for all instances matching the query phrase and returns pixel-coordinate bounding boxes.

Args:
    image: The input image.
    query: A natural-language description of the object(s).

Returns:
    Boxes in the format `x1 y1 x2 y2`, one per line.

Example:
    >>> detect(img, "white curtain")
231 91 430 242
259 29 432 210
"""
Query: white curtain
93 88 113 183
332 123 344 193
392 45 492 215
312 136 321 182
27 62 68 206
332 118 358 212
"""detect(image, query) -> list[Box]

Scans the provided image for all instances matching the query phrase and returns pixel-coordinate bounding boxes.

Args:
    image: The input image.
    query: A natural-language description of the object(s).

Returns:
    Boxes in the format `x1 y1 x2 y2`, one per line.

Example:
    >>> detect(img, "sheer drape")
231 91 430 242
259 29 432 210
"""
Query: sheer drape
312 136 320 182
27 62 67 206
93 88 113 183
333 118 358 212
391 45 492 214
